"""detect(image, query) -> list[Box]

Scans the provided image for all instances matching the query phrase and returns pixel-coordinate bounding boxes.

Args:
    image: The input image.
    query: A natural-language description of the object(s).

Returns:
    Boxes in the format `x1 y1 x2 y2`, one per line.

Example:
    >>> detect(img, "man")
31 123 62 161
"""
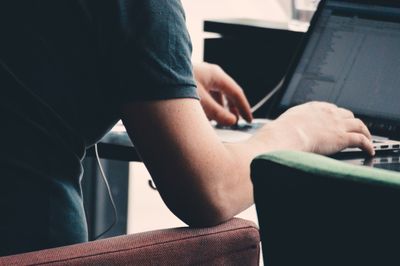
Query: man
0 0 373 256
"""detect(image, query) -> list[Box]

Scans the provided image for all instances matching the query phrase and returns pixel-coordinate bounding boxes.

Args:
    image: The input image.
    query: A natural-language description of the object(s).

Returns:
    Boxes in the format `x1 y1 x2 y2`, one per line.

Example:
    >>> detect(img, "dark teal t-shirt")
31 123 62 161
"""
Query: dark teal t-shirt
0 0 198 256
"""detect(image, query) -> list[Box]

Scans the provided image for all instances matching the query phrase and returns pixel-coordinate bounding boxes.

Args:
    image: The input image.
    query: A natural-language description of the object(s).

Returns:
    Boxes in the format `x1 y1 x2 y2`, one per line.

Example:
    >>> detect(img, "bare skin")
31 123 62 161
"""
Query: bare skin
193 62 253 125
121 62 374 227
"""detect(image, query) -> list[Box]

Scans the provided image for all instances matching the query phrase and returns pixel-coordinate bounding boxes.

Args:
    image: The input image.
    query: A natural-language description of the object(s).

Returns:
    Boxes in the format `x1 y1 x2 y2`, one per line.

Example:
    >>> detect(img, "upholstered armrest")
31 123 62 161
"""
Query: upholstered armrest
251 151 400 266
252 151 400 186
0 218 259 265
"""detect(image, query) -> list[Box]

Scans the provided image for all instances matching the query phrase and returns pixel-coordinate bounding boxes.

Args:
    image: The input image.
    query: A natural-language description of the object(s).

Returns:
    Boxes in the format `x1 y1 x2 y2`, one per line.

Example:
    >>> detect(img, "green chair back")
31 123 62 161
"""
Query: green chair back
251 151 400 266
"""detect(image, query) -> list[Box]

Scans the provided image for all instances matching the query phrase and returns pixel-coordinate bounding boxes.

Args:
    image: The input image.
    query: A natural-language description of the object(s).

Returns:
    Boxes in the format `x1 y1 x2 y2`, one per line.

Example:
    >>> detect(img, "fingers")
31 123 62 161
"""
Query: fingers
228 101 240 119
299 102 374 155
343 118 374 156
344 118 372 140
342 113 373 155
345 133 375 156
210 91 223 106
211 66 253 123
200 89 238 126
312 102 371 141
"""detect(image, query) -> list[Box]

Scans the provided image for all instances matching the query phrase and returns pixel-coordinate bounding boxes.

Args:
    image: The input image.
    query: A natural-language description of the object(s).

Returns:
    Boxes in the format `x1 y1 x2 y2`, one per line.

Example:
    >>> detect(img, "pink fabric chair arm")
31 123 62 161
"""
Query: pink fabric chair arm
0 218 260 265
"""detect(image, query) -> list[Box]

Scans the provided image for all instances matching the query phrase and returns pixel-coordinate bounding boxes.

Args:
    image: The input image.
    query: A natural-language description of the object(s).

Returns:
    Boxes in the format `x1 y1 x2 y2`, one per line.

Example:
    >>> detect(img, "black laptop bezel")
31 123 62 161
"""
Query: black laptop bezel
268 0 400 139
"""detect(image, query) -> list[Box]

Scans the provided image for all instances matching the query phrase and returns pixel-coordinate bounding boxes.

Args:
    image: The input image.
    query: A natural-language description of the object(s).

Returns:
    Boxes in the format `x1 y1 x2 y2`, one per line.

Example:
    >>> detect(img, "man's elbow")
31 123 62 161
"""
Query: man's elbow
181 210 231 228
166 193 234 228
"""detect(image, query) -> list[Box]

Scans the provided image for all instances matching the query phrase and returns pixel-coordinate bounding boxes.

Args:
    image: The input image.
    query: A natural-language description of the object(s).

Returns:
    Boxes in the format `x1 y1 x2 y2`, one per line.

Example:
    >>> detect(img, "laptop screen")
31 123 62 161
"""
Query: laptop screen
279 0 400 125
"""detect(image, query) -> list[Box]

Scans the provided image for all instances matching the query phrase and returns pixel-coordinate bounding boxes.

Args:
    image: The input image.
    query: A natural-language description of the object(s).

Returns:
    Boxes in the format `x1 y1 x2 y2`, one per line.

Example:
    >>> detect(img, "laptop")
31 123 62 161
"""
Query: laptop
216 0 400 171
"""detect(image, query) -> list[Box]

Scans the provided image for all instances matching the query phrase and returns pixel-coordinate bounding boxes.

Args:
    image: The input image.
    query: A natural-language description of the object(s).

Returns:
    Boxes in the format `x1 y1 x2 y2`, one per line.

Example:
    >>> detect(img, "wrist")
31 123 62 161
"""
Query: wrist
249 122 310 154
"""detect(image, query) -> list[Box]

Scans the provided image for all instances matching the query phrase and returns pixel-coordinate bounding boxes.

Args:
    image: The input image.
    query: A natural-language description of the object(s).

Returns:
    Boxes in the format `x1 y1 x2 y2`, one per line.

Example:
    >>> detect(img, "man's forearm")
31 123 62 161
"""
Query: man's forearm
215 133 286 223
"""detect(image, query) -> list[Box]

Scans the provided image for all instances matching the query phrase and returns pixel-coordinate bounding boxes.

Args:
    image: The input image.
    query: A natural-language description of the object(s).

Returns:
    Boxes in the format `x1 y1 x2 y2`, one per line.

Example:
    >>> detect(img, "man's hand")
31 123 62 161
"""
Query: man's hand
193 62 253 126
254 101 375 156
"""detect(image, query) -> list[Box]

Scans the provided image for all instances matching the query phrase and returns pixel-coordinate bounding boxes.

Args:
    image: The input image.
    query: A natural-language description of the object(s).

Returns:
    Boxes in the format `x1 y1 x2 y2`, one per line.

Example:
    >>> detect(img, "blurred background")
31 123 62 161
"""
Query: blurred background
181 0 290 62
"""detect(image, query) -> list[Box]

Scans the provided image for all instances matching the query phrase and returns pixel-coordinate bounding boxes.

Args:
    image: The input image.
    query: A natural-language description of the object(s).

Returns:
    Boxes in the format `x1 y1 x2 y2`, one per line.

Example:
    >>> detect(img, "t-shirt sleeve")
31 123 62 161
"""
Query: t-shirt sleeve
112 0 199 103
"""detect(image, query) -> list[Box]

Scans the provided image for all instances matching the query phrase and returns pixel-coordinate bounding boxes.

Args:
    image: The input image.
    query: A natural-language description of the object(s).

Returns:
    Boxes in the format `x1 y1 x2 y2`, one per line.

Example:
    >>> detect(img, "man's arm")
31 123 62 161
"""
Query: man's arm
121 97 374 227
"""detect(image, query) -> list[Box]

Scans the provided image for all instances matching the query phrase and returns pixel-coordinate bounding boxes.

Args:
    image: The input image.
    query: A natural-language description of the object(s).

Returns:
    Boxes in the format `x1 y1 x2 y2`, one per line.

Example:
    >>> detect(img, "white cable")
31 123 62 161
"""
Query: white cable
250 76 286 114
94 144 118 240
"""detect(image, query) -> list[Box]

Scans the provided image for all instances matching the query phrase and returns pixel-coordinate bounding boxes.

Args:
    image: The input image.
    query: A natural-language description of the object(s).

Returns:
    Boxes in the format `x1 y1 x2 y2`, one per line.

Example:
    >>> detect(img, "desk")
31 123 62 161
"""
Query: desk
86 130 140 162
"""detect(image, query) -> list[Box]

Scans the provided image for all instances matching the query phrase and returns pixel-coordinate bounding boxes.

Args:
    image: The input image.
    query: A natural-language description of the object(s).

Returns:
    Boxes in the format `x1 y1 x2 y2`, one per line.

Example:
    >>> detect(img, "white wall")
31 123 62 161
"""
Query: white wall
181 0 289 62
